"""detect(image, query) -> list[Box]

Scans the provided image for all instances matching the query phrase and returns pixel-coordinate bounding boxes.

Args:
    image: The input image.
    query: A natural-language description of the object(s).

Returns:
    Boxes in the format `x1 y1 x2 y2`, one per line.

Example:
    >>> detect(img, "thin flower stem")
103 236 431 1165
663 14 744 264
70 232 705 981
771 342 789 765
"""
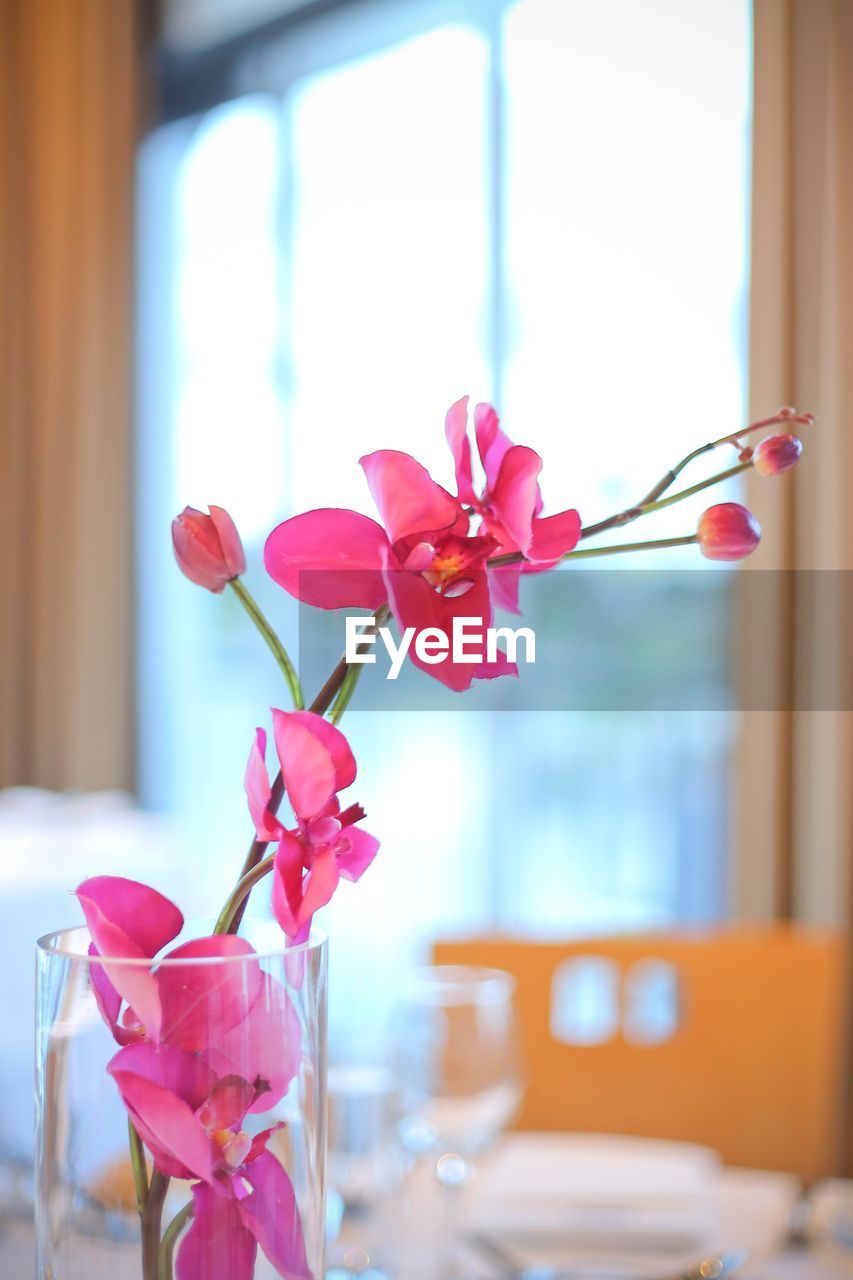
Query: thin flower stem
580 412 811 540
214 854 276 935
229 578 303 709
633 460 751 516
159 1202 193 1280
141 1170 170 1280
329 663 364 725
561 534 698 559
581 460 752 540
489 533 698 569
128 1119 149 1214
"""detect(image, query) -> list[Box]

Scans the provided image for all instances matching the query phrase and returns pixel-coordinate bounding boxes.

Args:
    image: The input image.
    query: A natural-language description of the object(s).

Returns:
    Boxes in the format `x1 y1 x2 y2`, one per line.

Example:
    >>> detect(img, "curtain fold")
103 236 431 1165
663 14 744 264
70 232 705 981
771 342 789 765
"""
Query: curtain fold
746 0 853 1172
0 0 138 790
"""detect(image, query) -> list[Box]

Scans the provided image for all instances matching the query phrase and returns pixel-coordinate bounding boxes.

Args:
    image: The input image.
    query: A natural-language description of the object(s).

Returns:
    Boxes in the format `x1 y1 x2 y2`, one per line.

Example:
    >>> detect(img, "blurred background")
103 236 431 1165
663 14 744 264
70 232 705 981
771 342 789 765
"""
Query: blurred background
0 0 851 1184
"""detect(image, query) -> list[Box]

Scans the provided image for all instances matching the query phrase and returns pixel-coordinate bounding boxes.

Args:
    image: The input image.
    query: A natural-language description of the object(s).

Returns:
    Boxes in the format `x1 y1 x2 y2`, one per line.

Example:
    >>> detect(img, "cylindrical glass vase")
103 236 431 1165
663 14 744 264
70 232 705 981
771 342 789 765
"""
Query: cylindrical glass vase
35 921 327 1280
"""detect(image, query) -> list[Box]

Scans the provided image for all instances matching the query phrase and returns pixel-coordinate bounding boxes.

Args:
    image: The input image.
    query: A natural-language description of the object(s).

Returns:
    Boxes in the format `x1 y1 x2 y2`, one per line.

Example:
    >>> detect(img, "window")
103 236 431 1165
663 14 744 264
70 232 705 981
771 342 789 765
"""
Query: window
138 0 752 1036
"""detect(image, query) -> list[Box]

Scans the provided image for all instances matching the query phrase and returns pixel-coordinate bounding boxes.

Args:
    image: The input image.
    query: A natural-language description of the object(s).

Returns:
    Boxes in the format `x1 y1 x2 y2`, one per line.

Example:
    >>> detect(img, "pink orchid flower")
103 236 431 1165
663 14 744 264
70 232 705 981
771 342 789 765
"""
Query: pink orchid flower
264 438 521 690
245 711 379 944
76 876 301 1110
445 396 582 613
107 1043 311 1280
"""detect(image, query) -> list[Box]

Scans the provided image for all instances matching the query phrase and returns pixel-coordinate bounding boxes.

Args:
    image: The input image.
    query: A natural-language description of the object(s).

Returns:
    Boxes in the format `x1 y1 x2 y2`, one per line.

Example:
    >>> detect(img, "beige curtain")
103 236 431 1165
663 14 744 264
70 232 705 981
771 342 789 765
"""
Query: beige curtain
0 0 139 790
742 0 853 1170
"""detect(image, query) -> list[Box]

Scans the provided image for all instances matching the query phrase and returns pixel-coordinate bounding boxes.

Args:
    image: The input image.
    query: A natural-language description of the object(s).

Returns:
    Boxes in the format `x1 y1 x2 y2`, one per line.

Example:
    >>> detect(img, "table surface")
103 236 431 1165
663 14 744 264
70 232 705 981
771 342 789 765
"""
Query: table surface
7 1154 853 1280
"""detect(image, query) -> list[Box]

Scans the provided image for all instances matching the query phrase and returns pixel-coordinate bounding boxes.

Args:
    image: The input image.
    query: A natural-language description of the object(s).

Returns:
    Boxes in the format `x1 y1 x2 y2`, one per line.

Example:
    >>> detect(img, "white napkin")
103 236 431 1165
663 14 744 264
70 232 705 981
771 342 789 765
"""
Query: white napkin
467 1134 799 1276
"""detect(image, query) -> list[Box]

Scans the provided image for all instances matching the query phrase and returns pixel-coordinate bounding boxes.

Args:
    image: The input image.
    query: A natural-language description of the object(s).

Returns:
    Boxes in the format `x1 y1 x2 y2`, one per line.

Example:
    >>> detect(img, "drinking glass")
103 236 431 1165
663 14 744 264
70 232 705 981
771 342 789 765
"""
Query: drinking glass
394 966 523 1275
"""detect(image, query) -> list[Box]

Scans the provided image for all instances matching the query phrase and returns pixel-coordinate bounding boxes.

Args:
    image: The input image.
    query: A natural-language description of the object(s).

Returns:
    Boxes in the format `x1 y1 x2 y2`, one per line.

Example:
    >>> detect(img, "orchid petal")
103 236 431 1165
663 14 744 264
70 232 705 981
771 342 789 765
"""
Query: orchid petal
157 936 263 1053
77 876 184 959
108 1043 215 1182
474 403 515 491
336 826 380 882
87 943 138 1046
196 1076 256 1132
382 566 495 692
489 445 543 554
526 509 582 565
209 505 247 579
245 729 285 843
360 450 460 545
202 973 302 1113
487 562 523 615
284 711 356 793
245 1121 286 1164
444 396 476 504
299 845 340 919
272 712 337 820
270 834 305 940
474 647 519 681
264 509 388 609
272 836 339 942
238 1151 312 1280
76 877 183 1040
177 1182 258 1280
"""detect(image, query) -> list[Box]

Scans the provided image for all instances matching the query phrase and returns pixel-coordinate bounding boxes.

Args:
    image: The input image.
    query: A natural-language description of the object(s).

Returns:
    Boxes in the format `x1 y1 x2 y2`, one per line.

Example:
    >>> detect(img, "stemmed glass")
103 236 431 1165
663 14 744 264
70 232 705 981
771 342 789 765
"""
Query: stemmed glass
394 965 523 1277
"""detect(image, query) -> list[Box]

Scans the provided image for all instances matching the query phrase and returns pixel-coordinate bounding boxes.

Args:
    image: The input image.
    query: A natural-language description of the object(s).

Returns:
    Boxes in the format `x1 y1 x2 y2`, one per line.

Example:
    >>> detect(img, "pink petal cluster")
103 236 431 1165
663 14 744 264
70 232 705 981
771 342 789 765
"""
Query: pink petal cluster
109 1045 310 1280
172 505 246 592
264 399 580 689
77 876 309 1280
444 397 582 612
246 711 379 944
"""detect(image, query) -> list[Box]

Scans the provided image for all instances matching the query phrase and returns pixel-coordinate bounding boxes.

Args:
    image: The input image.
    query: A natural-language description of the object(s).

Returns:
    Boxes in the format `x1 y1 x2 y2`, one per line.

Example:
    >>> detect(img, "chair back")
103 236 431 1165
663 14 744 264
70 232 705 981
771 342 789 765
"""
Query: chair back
433 927 846 1178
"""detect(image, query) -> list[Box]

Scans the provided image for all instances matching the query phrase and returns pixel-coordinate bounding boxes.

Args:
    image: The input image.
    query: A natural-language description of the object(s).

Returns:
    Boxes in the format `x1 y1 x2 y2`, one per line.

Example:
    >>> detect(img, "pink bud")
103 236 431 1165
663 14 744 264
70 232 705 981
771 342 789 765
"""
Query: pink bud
697 502 761 561
172 505 246 591
753 432 803 476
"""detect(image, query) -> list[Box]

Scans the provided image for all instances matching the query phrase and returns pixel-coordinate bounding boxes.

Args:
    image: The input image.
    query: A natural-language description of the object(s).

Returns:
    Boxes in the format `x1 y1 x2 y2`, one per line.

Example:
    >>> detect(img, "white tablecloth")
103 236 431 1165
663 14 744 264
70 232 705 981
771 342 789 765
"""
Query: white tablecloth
7 1143 853 1279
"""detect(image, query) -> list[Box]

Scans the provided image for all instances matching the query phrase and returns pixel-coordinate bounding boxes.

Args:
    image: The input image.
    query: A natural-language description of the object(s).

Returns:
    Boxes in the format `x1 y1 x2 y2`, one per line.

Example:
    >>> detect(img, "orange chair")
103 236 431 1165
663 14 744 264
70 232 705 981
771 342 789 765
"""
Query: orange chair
433 927 847 1179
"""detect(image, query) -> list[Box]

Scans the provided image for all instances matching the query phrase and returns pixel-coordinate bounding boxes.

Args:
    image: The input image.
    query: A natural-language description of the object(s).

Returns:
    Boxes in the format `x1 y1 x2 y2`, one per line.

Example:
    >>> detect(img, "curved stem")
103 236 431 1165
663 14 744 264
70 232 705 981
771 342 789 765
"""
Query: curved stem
214 853 276 935
579 411 810 541
580 461 752 541
128 1119 149 1215
329 663 364 725
229 579 303 709
638 461 750 514
159 1201 193 1279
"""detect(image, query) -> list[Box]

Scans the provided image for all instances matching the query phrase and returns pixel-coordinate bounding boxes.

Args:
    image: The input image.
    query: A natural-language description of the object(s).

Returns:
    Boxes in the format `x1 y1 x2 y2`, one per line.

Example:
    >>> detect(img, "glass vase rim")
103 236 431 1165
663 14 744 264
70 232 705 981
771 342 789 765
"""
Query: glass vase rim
36 921 328 965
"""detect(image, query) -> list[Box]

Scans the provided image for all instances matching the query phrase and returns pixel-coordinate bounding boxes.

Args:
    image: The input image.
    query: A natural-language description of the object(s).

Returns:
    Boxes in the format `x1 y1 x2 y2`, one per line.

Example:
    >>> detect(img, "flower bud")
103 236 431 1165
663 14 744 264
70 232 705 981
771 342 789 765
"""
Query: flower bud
753 432 803 476
697 502 761 561
172 505 246 591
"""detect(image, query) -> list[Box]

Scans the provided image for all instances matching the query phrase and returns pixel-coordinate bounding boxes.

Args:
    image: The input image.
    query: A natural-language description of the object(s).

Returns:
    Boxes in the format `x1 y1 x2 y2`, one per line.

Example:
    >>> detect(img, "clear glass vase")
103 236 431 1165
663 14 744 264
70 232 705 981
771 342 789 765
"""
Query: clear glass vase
35 921 327 1280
